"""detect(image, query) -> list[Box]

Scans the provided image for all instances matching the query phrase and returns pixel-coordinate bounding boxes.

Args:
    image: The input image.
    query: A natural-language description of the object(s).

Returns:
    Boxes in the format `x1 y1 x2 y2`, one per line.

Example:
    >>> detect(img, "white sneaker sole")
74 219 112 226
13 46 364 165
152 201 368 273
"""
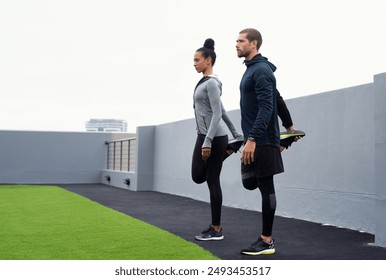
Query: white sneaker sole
195 235 224 241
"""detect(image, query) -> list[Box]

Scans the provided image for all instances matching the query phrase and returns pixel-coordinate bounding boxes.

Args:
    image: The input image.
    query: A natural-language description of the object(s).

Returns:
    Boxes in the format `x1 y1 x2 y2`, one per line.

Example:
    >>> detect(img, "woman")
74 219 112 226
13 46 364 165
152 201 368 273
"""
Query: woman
191 38 242 241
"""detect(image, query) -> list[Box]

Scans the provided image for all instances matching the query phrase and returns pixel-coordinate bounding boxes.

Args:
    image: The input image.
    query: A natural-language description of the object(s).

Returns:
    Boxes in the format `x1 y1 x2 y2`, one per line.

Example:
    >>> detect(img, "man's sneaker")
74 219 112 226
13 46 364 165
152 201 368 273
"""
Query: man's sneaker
240 238 275 255
195 226 224 241
280 130 306 149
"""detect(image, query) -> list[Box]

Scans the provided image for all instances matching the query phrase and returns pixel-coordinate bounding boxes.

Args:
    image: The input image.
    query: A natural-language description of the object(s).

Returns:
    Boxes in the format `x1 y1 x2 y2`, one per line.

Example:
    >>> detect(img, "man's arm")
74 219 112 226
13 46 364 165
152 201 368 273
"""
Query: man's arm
276 89 293 129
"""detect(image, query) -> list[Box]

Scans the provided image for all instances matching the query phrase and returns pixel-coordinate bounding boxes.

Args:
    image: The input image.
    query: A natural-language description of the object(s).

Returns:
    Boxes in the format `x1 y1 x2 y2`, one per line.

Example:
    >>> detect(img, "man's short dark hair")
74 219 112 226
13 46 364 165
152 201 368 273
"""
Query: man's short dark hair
239 28 263 50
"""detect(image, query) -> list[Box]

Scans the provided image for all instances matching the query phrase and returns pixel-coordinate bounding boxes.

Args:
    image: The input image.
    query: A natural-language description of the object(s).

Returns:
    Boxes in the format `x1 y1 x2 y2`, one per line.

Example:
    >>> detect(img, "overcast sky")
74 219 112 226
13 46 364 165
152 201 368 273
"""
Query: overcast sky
1 0 385 133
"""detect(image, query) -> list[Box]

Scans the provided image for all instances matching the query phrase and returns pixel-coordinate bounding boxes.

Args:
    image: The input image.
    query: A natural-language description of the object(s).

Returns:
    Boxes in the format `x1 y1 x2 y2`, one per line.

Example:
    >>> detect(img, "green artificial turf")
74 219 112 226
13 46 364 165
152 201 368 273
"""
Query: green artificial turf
0 185 219 260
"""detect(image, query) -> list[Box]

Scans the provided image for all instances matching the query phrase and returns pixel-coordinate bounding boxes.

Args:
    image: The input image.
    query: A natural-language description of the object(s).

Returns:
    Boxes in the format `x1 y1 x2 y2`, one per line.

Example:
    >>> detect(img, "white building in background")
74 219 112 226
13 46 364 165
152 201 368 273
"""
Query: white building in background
85 119 128 132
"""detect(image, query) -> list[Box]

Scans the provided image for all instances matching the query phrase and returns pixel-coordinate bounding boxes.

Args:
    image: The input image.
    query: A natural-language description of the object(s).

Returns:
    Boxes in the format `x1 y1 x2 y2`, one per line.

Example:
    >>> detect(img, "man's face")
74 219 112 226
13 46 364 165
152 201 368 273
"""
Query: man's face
236 33 253 58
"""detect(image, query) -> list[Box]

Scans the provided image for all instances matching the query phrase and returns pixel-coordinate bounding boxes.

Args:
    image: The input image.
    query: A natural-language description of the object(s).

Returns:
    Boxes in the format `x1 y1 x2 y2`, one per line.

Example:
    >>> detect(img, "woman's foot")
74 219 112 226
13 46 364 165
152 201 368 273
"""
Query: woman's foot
195 225 224 241
223 136 244 160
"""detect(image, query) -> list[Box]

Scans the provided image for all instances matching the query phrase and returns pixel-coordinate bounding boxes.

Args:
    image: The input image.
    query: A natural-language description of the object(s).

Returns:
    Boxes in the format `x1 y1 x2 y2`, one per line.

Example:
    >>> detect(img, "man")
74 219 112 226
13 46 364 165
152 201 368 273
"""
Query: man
236 28 284 255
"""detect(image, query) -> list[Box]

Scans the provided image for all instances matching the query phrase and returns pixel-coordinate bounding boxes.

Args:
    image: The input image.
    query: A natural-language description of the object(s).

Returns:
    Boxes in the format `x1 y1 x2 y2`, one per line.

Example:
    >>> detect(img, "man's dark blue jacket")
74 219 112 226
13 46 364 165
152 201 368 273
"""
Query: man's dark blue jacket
240 54 280 146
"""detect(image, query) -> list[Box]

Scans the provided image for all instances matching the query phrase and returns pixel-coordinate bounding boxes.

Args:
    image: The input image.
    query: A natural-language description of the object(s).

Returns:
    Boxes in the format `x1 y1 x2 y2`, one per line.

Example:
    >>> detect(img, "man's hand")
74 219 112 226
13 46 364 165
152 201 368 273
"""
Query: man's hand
286 126 301 142
241 140 256 165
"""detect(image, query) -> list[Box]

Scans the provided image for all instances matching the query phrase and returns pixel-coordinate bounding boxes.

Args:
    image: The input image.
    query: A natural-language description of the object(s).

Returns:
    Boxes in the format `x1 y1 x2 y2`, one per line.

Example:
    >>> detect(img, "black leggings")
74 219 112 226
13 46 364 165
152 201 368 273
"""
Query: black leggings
257 176 276 237
191 134 228 226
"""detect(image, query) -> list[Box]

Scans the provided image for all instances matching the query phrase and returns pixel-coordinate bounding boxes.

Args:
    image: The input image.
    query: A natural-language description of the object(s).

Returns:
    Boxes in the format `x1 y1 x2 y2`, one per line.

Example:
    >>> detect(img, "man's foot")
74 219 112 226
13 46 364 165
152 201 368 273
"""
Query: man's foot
280 130 305 149
240 238 275 255
241 161 258 190
195 226 224 241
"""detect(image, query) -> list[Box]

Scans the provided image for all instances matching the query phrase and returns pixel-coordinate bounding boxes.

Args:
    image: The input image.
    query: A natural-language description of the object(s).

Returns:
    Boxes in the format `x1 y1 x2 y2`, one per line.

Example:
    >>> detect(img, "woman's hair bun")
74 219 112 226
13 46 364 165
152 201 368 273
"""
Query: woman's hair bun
203 38 215 50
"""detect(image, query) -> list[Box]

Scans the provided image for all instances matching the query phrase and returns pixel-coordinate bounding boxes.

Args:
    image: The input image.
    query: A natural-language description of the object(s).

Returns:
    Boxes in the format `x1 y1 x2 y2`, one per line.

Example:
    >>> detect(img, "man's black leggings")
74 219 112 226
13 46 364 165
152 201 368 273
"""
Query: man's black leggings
191 134 228 226
257 176 276 237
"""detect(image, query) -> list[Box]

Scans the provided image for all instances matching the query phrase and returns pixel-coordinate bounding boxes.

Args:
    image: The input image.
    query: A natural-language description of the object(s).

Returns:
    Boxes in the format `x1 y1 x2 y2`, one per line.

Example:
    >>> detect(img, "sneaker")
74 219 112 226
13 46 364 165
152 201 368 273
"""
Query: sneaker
227 136 244 153
240 238 275 255
280 130 305 149
223 136 244 160
195 226 224 241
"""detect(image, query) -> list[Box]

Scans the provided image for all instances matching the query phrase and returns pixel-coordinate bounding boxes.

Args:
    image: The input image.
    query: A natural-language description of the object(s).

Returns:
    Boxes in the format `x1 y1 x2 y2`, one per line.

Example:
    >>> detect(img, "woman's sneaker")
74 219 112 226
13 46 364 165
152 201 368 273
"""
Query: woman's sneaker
240 238 275 255
195 226 224 241
227 136 244 153
223 136 244 160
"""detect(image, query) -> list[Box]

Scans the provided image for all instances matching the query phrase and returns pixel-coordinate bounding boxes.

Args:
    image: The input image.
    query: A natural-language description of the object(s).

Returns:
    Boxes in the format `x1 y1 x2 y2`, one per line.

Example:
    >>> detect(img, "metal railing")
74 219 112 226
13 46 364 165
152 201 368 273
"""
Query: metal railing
105 137 136 172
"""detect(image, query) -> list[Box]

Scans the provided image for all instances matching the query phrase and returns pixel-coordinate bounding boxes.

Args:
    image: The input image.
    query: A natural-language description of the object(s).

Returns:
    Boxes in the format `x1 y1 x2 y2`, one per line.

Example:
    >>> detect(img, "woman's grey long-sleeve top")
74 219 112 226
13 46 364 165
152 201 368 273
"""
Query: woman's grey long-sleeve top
193 75 241 148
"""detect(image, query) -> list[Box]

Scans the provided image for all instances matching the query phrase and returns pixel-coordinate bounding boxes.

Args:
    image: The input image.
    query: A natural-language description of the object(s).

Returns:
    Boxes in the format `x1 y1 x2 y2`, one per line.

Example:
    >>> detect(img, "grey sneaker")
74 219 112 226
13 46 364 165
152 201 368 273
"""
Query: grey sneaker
227 136 244 153
195 226 224 241
224 136 244 160
240 238 275 255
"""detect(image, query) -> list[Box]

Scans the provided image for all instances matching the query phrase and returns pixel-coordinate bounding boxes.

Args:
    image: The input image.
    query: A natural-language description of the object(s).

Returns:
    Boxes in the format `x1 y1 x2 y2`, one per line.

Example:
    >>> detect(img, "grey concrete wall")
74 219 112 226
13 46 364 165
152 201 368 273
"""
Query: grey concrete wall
275 83 376 232
152 118 203 199
100 169 136 190
0 130 113 184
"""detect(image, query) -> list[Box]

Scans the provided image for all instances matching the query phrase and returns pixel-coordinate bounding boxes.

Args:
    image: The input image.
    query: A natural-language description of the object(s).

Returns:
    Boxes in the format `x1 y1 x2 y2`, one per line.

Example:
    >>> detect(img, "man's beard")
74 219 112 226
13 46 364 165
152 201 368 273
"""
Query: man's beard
237 50 248 58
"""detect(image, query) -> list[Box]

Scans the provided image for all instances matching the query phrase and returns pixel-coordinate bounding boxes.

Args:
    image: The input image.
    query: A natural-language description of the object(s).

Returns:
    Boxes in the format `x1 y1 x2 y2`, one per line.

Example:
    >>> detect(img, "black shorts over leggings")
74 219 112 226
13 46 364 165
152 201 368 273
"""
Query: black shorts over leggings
241 145 284 190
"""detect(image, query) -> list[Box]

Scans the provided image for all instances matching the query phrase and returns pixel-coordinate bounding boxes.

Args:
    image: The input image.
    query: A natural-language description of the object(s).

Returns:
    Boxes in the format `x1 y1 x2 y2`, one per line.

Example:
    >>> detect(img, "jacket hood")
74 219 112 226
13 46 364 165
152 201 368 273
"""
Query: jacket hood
209 74 222 87
245 54 277 73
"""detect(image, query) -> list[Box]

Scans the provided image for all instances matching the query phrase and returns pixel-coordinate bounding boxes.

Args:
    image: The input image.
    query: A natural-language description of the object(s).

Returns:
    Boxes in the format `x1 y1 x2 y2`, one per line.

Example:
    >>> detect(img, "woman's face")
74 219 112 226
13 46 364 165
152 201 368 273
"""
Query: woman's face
193 51 210 73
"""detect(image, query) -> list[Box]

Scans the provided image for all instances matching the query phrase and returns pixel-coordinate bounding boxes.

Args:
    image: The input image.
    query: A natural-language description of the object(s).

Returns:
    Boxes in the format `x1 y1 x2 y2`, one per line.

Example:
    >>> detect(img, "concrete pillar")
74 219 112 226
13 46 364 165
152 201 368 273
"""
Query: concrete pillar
135 125 155 191
374 72 386 247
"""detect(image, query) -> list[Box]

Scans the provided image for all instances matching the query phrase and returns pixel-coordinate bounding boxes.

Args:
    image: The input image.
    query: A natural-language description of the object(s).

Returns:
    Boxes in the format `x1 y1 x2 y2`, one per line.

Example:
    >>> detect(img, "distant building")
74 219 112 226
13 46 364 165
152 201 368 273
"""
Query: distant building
85 119 128 132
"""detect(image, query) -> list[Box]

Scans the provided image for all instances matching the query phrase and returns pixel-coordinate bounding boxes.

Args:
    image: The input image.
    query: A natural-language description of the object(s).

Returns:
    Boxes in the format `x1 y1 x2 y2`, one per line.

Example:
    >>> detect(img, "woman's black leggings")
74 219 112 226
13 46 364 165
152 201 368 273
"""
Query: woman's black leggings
191 134 228 226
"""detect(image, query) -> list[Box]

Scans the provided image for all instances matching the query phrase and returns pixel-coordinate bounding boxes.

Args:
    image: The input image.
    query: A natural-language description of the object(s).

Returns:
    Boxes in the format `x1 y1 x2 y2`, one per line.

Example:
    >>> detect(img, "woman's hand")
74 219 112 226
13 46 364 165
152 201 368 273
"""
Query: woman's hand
202 147 211 160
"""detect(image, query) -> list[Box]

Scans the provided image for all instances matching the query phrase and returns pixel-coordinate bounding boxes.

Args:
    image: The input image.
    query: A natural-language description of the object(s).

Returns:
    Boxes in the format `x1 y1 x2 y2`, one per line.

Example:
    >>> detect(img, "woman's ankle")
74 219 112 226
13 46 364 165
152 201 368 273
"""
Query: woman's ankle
211 225 221 232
